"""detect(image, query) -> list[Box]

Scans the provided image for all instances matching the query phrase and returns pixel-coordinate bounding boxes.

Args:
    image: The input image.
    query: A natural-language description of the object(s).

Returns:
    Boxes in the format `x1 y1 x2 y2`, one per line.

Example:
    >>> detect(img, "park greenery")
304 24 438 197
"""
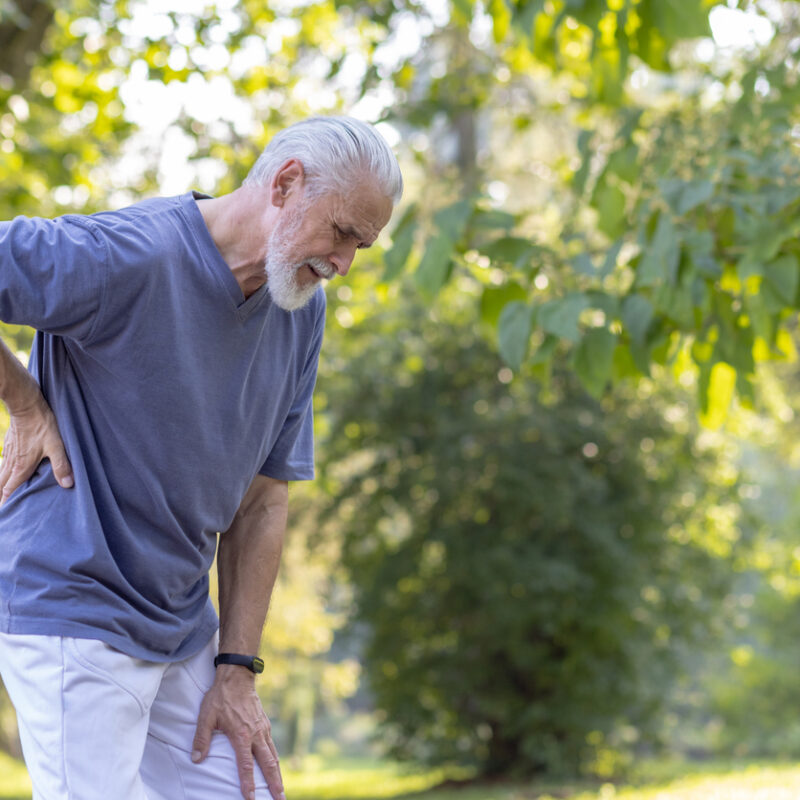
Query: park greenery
2 0 800 794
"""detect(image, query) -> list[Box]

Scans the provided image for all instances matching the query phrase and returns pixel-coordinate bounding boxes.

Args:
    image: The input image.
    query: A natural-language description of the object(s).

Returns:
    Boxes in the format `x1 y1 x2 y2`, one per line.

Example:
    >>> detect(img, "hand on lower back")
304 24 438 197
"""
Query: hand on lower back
0 391 73 504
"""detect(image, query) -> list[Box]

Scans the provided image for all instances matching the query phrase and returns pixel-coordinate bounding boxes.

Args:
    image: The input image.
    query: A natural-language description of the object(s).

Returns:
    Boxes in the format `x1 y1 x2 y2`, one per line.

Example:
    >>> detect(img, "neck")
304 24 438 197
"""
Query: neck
196 186 271 297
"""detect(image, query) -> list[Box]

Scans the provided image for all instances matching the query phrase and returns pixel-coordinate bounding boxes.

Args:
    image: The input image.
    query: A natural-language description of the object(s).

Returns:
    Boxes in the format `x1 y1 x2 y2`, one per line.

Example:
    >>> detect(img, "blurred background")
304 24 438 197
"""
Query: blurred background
3 1 800 797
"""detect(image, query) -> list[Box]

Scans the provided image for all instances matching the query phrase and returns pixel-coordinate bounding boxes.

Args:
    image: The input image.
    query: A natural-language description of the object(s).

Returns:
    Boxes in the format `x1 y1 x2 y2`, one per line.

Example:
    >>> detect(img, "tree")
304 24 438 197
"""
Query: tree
313 284 739 776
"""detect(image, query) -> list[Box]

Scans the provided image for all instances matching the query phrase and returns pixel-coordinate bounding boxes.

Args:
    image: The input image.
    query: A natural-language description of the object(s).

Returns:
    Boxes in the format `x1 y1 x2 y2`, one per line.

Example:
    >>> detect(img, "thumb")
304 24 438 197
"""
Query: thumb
47 441 74 489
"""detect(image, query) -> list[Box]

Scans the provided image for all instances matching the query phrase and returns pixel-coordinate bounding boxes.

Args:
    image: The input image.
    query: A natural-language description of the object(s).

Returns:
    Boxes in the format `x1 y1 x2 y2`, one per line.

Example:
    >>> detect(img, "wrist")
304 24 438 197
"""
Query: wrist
214 652 264 674
213 664 259 690
4 373 44 417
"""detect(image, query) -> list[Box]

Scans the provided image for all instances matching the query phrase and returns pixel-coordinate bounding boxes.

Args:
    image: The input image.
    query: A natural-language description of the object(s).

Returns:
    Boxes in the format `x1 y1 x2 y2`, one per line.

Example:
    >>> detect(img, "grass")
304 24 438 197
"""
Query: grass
4 753 800 800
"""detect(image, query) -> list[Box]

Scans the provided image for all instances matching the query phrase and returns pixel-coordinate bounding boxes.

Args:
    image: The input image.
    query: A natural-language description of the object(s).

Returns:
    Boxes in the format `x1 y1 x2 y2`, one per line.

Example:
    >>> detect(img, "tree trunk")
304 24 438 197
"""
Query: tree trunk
0 0 54 88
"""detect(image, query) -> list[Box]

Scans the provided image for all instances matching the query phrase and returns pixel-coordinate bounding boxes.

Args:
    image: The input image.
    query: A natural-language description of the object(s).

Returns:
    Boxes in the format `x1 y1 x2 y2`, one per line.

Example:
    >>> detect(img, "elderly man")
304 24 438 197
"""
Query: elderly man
0 116 402 800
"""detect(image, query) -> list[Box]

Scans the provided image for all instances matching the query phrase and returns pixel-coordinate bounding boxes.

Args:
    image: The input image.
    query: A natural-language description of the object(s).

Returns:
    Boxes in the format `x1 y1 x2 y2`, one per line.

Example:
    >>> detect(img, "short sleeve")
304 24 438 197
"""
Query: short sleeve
259 295 326 482
0 214 107 343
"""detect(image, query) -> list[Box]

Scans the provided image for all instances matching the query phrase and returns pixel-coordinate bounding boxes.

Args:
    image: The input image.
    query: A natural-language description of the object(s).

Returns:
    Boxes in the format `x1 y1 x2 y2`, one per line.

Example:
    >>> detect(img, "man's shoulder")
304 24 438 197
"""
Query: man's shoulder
85 193 186 230
75 193 203 265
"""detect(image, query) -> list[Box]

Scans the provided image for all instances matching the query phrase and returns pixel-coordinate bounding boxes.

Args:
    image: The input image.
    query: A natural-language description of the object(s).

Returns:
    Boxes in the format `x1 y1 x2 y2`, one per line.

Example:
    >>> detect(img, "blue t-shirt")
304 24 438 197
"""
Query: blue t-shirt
0 192 325 661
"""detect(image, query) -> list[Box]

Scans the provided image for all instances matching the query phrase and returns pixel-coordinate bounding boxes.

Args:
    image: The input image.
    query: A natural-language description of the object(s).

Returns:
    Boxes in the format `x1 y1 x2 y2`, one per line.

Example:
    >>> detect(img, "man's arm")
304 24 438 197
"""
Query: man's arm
191 473 288 800
0 337 73 503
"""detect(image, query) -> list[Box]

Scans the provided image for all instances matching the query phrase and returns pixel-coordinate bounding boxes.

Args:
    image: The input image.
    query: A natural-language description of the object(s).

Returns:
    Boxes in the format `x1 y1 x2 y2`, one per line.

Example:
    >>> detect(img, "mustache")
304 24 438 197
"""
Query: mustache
306 258 335 280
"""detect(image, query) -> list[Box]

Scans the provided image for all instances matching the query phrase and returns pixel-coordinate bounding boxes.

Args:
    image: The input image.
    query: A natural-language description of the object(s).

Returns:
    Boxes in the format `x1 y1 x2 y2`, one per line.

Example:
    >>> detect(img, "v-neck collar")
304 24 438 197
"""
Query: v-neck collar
183 191 270 322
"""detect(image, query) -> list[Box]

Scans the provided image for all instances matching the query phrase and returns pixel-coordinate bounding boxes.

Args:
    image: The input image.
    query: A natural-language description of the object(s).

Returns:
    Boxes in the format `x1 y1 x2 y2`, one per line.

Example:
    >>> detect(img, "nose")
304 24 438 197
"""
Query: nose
329 241 358 277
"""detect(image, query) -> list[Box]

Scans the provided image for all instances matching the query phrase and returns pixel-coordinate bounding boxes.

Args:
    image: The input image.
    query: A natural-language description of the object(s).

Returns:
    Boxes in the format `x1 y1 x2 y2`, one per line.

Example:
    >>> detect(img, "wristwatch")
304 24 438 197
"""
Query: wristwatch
213 653 265 674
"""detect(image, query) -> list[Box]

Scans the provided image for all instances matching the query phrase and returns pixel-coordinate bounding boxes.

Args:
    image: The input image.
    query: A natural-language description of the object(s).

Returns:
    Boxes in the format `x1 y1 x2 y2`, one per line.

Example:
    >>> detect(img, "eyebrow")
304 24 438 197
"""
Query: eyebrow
338 223 372 248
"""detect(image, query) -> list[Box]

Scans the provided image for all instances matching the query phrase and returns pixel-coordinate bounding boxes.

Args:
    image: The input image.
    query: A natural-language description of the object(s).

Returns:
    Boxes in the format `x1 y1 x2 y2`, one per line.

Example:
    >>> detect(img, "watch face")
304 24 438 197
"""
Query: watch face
253 656 265 674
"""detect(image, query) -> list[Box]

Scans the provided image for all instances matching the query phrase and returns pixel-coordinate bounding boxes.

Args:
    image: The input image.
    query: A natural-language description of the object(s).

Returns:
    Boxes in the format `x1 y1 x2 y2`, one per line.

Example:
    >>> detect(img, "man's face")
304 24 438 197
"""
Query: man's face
265 177 393 312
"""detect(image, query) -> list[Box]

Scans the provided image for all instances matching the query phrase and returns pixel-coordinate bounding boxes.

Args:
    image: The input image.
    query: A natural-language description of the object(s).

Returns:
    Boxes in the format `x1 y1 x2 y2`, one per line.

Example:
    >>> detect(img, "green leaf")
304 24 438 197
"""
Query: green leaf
713 297 755 375
571 252 595 276
489 0 511 42
761 281 787 314
738 217 800 278
699 361 736 430
637 212 680 287
512 0 546 36
606 144 638 184
382 206 418 282
621 294 654 344
480 283 527 327
530 332 558 365
767 186 800 214
413 201 473 296
675 180 714 215
415 233 453 296
483 236 538 268
452 0 474 24
573 328 618 398
434 200 472 241
472 208 517 231
598 239 624 279
537 293 590 342
764 254 799 306
745 291 776 345
498 301 534 370
647 0 710 41
591 47 625 105
654 282 694 329
586 290 618 318
591 179 626 240
569 0 605 29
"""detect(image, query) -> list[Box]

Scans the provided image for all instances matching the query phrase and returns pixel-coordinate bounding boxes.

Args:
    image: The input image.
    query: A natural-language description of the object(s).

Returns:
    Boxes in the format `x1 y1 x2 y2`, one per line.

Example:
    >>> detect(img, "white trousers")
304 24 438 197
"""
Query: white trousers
0 631 272 800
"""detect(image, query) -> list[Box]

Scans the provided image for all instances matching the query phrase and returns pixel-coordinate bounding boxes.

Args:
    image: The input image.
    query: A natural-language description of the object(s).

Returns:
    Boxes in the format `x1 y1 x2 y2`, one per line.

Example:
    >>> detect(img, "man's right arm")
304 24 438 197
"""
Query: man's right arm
0 212 110 504
0 337 72 504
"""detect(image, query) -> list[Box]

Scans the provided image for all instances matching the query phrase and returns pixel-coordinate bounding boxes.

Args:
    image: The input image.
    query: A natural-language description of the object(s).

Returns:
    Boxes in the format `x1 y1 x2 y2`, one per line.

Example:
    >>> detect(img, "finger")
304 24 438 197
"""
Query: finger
0 455 11 499
46 440 74 489
191 711 215 764
1 464 35 505
0 434 15 482
255 739 285 800
232 737 256 800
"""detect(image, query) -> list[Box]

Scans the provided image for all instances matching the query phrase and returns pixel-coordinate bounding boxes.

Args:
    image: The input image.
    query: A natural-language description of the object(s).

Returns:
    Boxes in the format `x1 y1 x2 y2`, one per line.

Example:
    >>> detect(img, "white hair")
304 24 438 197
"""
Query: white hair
243 116 403 204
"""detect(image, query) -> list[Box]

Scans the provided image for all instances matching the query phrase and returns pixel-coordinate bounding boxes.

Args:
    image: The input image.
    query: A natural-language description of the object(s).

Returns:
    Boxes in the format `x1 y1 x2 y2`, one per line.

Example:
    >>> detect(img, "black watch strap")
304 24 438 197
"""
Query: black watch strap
214 653 265 674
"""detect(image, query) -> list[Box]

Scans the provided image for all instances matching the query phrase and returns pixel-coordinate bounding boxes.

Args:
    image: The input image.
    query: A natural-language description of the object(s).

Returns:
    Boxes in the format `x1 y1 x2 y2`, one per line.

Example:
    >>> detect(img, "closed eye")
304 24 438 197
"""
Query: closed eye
334 223 369 249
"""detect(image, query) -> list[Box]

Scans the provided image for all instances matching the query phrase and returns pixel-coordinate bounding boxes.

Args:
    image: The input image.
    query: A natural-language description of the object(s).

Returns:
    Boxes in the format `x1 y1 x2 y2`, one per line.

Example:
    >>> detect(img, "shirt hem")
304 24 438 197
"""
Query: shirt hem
259 463 315 481
0 614 220 664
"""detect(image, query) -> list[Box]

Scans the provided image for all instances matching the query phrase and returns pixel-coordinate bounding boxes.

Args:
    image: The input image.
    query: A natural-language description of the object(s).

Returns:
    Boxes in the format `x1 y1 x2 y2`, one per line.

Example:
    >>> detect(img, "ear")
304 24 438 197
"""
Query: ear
270 159 305 208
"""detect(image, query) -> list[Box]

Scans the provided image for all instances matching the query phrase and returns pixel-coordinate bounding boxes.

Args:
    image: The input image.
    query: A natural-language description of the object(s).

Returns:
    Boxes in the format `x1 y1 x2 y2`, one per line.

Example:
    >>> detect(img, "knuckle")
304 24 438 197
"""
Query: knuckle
237 753 254 773
264 753 278 769
236 729 254 748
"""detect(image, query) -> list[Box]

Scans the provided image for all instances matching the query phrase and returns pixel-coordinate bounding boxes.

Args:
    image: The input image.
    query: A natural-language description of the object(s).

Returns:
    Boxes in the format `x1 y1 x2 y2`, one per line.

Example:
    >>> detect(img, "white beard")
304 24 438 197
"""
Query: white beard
264 209 332 312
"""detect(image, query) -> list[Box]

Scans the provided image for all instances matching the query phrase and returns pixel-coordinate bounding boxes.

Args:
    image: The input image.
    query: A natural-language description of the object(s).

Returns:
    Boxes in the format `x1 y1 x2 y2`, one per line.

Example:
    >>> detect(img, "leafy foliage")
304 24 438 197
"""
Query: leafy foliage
315 290 737 776
365 0 798 415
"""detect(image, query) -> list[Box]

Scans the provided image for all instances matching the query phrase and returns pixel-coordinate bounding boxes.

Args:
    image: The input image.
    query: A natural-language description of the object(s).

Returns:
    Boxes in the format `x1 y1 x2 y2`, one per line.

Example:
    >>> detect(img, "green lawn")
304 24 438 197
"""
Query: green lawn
3 752 800 800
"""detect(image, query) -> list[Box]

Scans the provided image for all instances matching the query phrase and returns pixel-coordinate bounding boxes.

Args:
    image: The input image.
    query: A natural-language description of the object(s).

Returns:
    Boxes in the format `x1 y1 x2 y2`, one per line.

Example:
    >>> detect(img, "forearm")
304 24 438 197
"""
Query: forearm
0 336 40 413
217 476 289 654
193 477 289 800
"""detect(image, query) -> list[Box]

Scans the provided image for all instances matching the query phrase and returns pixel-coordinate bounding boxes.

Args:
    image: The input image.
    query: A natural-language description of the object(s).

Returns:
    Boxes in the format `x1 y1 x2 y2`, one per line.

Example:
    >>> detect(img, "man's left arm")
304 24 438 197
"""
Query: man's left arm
191 473 288 800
